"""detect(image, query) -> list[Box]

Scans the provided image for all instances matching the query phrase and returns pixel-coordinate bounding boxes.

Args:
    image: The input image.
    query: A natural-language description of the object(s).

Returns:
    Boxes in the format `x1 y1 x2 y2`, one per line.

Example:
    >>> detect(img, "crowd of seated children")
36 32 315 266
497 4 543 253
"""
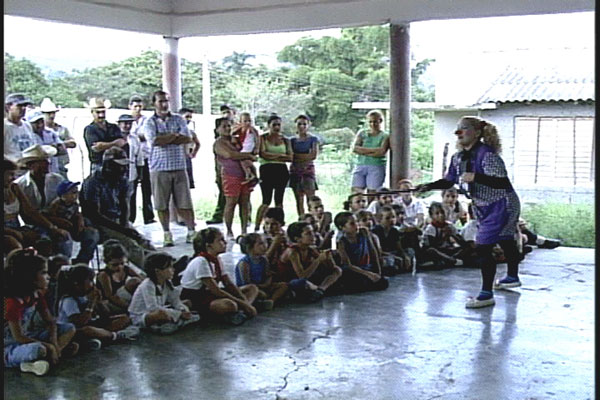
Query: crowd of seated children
56 265 139 350
235 233 289 307
179 228 259 326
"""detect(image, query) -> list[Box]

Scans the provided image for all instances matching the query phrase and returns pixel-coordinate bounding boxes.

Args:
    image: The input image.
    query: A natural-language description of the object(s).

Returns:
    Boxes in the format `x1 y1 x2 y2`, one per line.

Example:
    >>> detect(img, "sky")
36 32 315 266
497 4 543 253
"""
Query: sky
3 11 594 74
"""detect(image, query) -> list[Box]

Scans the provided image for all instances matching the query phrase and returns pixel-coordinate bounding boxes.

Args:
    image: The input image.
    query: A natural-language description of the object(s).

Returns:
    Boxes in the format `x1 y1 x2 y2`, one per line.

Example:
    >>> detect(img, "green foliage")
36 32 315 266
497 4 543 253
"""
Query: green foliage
4 53 50 104
521 203 595 248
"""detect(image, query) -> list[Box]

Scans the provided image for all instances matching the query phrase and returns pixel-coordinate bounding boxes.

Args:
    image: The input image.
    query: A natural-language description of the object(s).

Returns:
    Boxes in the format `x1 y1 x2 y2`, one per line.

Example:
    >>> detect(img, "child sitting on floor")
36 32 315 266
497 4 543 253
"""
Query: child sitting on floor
334 212 389 293
56 265 139 350
371 206 412 275
420 202 466 269
263 207 289 268
96 240 145 315
45 254 70 316
355 209 383 266
4 249 78 376
441 187 468 226
365 187 393 222
180 228 259 326
277 222 342 301
128 252 200 334
235 233 289 307
307 195 334 249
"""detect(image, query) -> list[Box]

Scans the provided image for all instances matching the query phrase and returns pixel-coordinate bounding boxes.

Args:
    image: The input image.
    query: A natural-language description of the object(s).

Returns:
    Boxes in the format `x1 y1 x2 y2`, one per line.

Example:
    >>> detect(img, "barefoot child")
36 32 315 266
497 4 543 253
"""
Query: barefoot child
128 252 200 334
235 233 289 307
179 228 259 326
4 249 78 376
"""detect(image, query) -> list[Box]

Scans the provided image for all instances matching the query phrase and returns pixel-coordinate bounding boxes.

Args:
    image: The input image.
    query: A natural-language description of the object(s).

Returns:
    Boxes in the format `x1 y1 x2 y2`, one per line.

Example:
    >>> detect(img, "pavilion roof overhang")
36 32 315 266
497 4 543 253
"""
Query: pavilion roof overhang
5 0 595 38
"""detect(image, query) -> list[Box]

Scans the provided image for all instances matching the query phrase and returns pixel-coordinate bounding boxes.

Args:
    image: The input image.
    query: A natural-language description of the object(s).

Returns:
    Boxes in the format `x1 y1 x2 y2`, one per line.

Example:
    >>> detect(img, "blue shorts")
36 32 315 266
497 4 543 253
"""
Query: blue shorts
351 165 386 190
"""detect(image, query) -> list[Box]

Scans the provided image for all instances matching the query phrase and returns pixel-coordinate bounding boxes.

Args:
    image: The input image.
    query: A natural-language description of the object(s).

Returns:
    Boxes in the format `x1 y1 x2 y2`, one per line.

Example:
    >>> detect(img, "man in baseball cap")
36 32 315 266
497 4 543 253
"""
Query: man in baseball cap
4 93 35 163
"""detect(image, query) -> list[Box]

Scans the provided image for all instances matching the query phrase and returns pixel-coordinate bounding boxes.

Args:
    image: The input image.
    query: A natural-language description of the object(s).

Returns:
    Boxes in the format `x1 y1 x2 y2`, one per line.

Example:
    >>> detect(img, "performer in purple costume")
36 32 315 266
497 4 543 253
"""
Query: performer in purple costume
416 116 521 308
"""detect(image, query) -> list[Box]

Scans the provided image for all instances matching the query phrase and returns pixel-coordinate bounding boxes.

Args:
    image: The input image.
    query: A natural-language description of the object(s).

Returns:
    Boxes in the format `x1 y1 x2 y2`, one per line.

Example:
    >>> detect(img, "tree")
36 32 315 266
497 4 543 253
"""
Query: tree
4 53 50 104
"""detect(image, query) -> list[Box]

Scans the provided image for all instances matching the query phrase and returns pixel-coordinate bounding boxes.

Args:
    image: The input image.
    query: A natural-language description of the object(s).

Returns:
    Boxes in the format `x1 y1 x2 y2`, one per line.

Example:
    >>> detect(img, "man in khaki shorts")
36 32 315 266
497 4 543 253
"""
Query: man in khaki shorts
142 90 197 247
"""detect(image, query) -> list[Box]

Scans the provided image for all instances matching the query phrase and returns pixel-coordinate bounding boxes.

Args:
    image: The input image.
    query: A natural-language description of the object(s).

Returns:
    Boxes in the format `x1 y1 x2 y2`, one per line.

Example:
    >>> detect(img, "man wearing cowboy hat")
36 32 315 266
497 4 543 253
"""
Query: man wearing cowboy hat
15 144 73 257
83 97 125 174
80 146 155 269
41 97 76 179
4 93 35 163
26 108 65 174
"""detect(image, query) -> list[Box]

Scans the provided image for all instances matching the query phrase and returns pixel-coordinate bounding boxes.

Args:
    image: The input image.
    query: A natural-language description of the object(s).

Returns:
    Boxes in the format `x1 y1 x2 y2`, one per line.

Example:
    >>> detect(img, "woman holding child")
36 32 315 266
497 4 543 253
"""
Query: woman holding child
213 118 258 240
416 116 521 308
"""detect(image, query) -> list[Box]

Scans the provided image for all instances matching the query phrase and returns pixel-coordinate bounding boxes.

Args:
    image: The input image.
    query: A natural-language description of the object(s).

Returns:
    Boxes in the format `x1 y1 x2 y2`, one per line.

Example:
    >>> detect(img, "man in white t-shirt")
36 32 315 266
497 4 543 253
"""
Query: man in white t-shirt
4 93 35 163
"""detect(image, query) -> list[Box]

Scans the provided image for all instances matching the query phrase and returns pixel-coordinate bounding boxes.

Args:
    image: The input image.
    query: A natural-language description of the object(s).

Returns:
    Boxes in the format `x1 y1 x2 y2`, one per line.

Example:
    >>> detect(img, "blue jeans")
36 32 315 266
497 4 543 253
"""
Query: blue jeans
4 304 75 368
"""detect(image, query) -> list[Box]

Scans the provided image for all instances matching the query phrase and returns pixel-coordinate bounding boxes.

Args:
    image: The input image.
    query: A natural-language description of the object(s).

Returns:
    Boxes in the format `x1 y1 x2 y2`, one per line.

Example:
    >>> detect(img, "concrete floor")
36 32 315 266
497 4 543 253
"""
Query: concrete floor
4 222 595 400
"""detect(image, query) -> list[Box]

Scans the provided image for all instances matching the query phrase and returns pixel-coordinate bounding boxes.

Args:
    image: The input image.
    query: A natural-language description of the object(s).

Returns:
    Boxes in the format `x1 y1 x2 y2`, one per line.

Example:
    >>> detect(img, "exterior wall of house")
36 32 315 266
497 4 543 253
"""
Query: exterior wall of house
433 102 595 204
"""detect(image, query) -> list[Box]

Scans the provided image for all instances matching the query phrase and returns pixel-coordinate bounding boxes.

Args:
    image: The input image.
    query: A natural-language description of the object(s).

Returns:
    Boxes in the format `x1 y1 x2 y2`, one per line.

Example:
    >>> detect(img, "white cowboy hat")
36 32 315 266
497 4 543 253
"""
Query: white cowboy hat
84 97 112 110
18 144 58 166
40 98 61 113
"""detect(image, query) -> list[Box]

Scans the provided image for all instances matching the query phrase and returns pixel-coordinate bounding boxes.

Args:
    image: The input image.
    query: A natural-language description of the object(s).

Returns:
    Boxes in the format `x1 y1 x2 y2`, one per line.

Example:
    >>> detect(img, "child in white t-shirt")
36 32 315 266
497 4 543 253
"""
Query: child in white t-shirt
179 227 259 325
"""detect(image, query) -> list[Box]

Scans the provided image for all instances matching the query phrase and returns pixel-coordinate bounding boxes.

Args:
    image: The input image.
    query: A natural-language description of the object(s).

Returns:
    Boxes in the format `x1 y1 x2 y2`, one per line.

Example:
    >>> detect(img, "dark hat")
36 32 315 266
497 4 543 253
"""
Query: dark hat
117 114 135 122
57 180 80 196
5 93 33 106
102 146 129 165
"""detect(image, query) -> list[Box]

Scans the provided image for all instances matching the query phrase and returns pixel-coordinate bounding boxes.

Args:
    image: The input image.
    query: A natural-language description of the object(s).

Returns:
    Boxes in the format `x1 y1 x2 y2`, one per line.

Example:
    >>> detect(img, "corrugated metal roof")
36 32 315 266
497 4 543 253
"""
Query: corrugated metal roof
477 51 594 103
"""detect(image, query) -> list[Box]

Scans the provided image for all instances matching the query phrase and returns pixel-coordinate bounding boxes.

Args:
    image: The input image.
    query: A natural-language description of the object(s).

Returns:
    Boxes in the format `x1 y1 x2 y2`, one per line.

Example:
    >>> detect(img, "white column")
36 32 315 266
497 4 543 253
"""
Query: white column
162 36 182 112
202 54 211 115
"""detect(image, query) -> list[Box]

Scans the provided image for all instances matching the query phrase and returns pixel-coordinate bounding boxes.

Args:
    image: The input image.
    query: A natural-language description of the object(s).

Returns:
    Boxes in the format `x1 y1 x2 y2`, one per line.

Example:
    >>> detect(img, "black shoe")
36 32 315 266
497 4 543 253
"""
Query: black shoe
144 219 157 224
206 219 223 225
539 239 560 249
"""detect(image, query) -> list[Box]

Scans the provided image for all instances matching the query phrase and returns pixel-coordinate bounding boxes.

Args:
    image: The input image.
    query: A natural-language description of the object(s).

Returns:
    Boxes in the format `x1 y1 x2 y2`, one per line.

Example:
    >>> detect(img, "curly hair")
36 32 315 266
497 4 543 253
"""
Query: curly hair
457 116 502 154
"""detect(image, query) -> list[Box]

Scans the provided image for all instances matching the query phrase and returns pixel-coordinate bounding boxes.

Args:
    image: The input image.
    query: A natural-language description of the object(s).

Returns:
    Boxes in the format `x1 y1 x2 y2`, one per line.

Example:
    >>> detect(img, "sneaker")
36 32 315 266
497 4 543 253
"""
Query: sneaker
205 219 223 225
20 360 50 376
86 338 102 350
186 231 197 243
465 296 496 308
163 232 174 247
254 299 274 312
179 313 201 328
454 259 464 266
223 311 248 326
116 326 140 341
144 219 157 225
306 289 325 303
494 276 522 290
539 239 561 249
152 323 180 335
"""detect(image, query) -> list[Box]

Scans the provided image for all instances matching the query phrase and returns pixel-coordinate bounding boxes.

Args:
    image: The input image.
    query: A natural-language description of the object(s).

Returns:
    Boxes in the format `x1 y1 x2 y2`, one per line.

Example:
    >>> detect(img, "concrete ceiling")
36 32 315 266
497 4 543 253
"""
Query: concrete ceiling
5 0 595 38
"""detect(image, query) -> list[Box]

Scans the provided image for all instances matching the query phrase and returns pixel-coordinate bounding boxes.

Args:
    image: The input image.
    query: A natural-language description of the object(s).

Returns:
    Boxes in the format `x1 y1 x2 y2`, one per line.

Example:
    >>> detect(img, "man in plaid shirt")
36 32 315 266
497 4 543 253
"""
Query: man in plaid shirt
142 90 197 247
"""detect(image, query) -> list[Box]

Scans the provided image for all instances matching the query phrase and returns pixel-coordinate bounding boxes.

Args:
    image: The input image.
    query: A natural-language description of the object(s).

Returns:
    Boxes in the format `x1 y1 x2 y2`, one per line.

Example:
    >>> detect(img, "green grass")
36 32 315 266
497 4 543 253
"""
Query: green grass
521 202 595 248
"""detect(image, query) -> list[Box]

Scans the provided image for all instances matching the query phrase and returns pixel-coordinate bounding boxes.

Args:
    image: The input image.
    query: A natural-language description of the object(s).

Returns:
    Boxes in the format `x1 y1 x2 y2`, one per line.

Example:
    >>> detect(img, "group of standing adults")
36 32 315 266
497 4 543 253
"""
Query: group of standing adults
212 112 320 240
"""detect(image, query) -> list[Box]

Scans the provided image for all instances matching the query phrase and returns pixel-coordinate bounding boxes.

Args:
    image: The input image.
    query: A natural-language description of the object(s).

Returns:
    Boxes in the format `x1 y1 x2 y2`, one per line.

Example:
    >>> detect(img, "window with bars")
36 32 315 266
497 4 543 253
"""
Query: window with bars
513 116 595 187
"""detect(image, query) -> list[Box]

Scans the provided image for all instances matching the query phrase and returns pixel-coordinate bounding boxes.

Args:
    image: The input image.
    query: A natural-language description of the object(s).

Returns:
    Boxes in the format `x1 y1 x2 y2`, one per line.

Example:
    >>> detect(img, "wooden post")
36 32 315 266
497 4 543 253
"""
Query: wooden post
389 23 411 189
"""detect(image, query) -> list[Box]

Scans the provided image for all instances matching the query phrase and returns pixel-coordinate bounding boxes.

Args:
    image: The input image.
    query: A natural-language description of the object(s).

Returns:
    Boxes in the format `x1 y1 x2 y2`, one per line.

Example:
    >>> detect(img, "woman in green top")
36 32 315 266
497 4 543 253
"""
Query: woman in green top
351 110 390 194
253 115 293 232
